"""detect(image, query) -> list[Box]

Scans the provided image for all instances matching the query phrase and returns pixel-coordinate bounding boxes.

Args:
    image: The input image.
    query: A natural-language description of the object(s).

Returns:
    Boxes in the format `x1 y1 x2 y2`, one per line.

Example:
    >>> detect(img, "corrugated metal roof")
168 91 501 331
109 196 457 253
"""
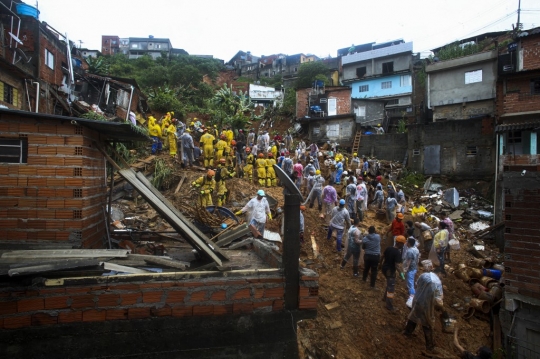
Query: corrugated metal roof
495 121 540 132
342 42 413 65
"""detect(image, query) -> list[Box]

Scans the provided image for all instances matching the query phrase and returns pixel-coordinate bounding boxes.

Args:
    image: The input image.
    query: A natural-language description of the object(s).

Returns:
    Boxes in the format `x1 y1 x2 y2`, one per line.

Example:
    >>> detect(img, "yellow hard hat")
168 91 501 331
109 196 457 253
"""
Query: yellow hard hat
190 122 194 126
194 117 198 120
353 152 357 156
316 170 321 175
171 111 174 115
185 129 191 132
377 124 381 126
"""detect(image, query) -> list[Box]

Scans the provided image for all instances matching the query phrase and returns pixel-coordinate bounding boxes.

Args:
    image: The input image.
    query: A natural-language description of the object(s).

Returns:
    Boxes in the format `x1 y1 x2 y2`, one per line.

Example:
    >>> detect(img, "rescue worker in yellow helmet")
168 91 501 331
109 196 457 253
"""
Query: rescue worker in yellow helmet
216 158 234 207
244 147 255 182
199 128 216 168
148 116 162 154
212 124 219 139
266 152 277 187
166 118 178 158
215 134 227 163
192 170 216 207
256 153 267 187
161 113 172 150
351 152 361 175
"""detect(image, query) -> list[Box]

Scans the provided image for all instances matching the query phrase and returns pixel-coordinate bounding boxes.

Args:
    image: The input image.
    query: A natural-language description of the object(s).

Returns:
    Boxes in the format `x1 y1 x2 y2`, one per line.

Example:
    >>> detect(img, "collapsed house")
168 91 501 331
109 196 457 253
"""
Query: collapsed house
0 108 318 358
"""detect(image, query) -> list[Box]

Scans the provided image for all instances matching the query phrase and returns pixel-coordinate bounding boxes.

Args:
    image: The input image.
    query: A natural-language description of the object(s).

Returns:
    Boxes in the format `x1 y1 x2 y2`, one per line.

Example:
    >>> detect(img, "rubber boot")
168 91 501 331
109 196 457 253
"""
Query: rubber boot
353 265 359 277
404 320 416 336
424 326 435 352
340 259 347 270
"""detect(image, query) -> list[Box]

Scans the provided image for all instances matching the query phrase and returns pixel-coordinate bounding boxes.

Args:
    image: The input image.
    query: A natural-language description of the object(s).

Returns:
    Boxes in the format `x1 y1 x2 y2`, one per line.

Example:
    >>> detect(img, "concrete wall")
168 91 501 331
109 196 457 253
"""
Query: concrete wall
343 52 412 81
0 268 319 358
352 99 385 124
427 51 497 115
358 133 408 161
307 117 356 146
350 74 412 99
407 118 495 179
357 118 495 179
432 100 495 121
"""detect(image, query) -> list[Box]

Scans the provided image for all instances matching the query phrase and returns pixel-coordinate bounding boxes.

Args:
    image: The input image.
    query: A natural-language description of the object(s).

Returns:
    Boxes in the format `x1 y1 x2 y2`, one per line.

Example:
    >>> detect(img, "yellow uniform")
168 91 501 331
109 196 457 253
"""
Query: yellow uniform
256 157 267 187
271 145 278 159
216 165 232 207
192 175 216 207
215 139 227 162
225 129 234 146
161 114 171 149
200 133 216 167
148 116 161 137
266 158 277 187
244 153 255 181
166 123 177 157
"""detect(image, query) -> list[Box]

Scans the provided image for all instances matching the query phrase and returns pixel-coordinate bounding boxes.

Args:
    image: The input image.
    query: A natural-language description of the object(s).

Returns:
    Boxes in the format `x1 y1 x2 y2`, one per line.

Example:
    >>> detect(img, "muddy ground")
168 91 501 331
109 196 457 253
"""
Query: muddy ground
135 157 496 359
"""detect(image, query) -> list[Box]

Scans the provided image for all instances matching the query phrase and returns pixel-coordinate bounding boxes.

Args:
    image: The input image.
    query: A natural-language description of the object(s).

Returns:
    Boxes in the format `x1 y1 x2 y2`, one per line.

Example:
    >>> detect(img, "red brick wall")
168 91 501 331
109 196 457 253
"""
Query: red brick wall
522 35 540 71
0 114 107 247
502 154 540 299
0 270 319 329
296 87 351 118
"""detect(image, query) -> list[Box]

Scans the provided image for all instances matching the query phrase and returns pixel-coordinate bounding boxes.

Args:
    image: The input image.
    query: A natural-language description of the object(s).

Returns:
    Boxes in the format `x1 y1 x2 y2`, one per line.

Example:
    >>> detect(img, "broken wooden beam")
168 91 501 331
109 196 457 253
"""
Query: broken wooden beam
310 234 319 258
174 175 186 194
143 257 187 270
101 262 153 274
228 238 253 250
215 224 249 247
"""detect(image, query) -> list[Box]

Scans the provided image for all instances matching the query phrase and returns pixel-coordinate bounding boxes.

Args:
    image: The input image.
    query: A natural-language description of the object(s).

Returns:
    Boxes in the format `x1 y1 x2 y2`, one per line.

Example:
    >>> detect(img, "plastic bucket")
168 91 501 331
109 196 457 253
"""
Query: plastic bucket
482 268 502 280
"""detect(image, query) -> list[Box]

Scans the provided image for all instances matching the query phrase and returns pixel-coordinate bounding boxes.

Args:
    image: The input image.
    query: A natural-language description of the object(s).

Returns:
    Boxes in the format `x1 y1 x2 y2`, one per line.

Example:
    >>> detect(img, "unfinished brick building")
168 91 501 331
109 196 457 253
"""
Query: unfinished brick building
495 27 540 357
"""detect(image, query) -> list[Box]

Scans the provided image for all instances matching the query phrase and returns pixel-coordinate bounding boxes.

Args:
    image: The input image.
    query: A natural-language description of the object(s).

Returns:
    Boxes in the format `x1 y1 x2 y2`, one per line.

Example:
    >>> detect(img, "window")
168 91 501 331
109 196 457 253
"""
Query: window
0 138 27 163
356 67 366 78
381 81 392 89
0 81 19 106
156 44 161 49
45 49 54 69
531 78 540 94
111 40 117 45
131 43 139 49
294 67 297 72
465 70 482 84
382 61 393 74
386 99 399 105
313 126 320 135
413 149 420 156
400 74 411 87
326 124 340 137
466 146 478 156
359 85 369 92
354 106 366 117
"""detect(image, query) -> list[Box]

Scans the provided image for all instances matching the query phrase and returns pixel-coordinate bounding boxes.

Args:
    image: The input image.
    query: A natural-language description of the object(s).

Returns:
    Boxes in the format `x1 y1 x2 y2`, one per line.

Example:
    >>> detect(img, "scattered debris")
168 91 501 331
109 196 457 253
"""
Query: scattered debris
325 302 340 311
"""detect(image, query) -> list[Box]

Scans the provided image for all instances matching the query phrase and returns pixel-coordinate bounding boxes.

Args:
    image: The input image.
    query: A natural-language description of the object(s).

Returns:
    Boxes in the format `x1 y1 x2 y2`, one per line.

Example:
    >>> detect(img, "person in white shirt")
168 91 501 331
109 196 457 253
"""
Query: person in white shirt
236 189 271 238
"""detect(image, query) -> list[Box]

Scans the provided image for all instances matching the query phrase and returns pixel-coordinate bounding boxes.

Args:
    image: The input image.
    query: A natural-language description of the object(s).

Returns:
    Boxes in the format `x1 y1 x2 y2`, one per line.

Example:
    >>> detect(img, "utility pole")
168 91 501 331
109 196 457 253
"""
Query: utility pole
517 0 521 31
78 40 83 49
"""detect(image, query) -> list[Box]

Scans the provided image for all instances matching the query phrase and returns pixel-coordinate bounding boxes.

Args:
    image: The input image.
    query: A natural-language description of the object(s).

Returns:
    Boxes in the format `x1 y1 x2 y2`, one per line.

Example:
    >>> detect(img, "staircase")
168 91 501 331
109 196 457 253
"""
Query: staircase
351 130 362 155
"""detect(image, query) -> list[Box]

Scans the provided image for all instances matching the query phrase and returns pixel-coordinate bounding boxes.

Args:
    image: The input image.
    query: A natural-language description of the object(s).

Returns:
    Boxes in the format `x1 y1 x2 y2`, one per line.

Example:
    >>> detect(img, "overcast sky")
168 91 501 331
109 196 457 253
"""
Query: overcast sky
36 0 538 61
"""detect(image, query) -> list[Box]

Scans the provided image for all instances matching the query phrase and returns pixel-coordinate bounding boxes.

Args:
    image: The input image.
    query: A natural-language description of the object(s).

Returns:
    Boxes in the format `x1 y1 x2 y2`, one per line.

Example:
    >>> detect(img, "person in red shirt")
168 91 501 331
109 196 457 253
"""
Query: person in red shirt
386 212 405 248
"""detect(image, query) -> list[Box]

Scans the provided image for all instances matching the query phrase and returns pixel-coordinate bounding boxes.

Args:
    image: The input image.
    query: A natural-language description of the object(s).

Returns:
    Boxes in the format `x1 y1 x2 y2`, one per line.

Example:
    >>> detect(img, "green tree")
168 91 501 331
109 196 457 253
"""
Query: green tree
295 61 330 88
86 56 109 75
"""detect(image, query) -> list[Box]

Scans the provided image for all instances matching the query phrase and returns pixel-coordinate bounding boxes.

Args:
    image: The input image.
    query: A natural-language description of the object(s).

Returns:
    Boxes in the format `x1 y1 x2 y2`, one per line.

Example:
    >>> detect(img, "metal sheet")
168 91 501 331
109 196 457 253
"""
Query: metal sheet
423 145 440 175
263 230 282 243
119 169 223 265
1 249 130 259
273 164 303 201
8 259 100 277
101 262 152 274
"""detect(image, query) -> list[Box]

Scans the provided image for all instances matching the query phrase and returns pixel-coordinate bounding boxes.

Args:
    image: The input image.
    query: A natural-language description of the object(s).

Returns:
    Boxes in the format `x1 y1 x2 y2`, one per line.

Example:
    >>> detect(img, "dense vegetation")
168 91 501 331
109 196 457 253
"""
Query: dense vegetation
87 52 329 128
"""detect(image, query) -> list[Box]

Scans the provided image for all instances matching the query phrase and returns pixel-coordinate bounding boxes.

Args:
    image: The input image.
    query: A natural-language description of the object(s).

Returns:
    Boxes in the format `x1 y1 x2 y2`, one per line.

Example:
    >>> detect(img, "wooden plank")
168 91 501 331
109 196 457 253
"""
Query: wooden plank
325 302 340 311
101 262 153 274
310 235 319 258
119 169 224 265
174 175 186 194
1 249 130 259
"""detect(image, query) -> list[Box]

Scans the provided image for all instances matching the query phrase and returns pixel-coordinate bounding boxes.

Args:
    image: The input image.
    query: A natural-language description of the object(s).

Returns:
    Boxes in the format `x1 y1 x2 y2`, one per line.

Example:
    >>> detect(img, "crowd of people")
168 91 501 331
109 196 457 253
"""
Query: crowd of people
148 114 472 356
